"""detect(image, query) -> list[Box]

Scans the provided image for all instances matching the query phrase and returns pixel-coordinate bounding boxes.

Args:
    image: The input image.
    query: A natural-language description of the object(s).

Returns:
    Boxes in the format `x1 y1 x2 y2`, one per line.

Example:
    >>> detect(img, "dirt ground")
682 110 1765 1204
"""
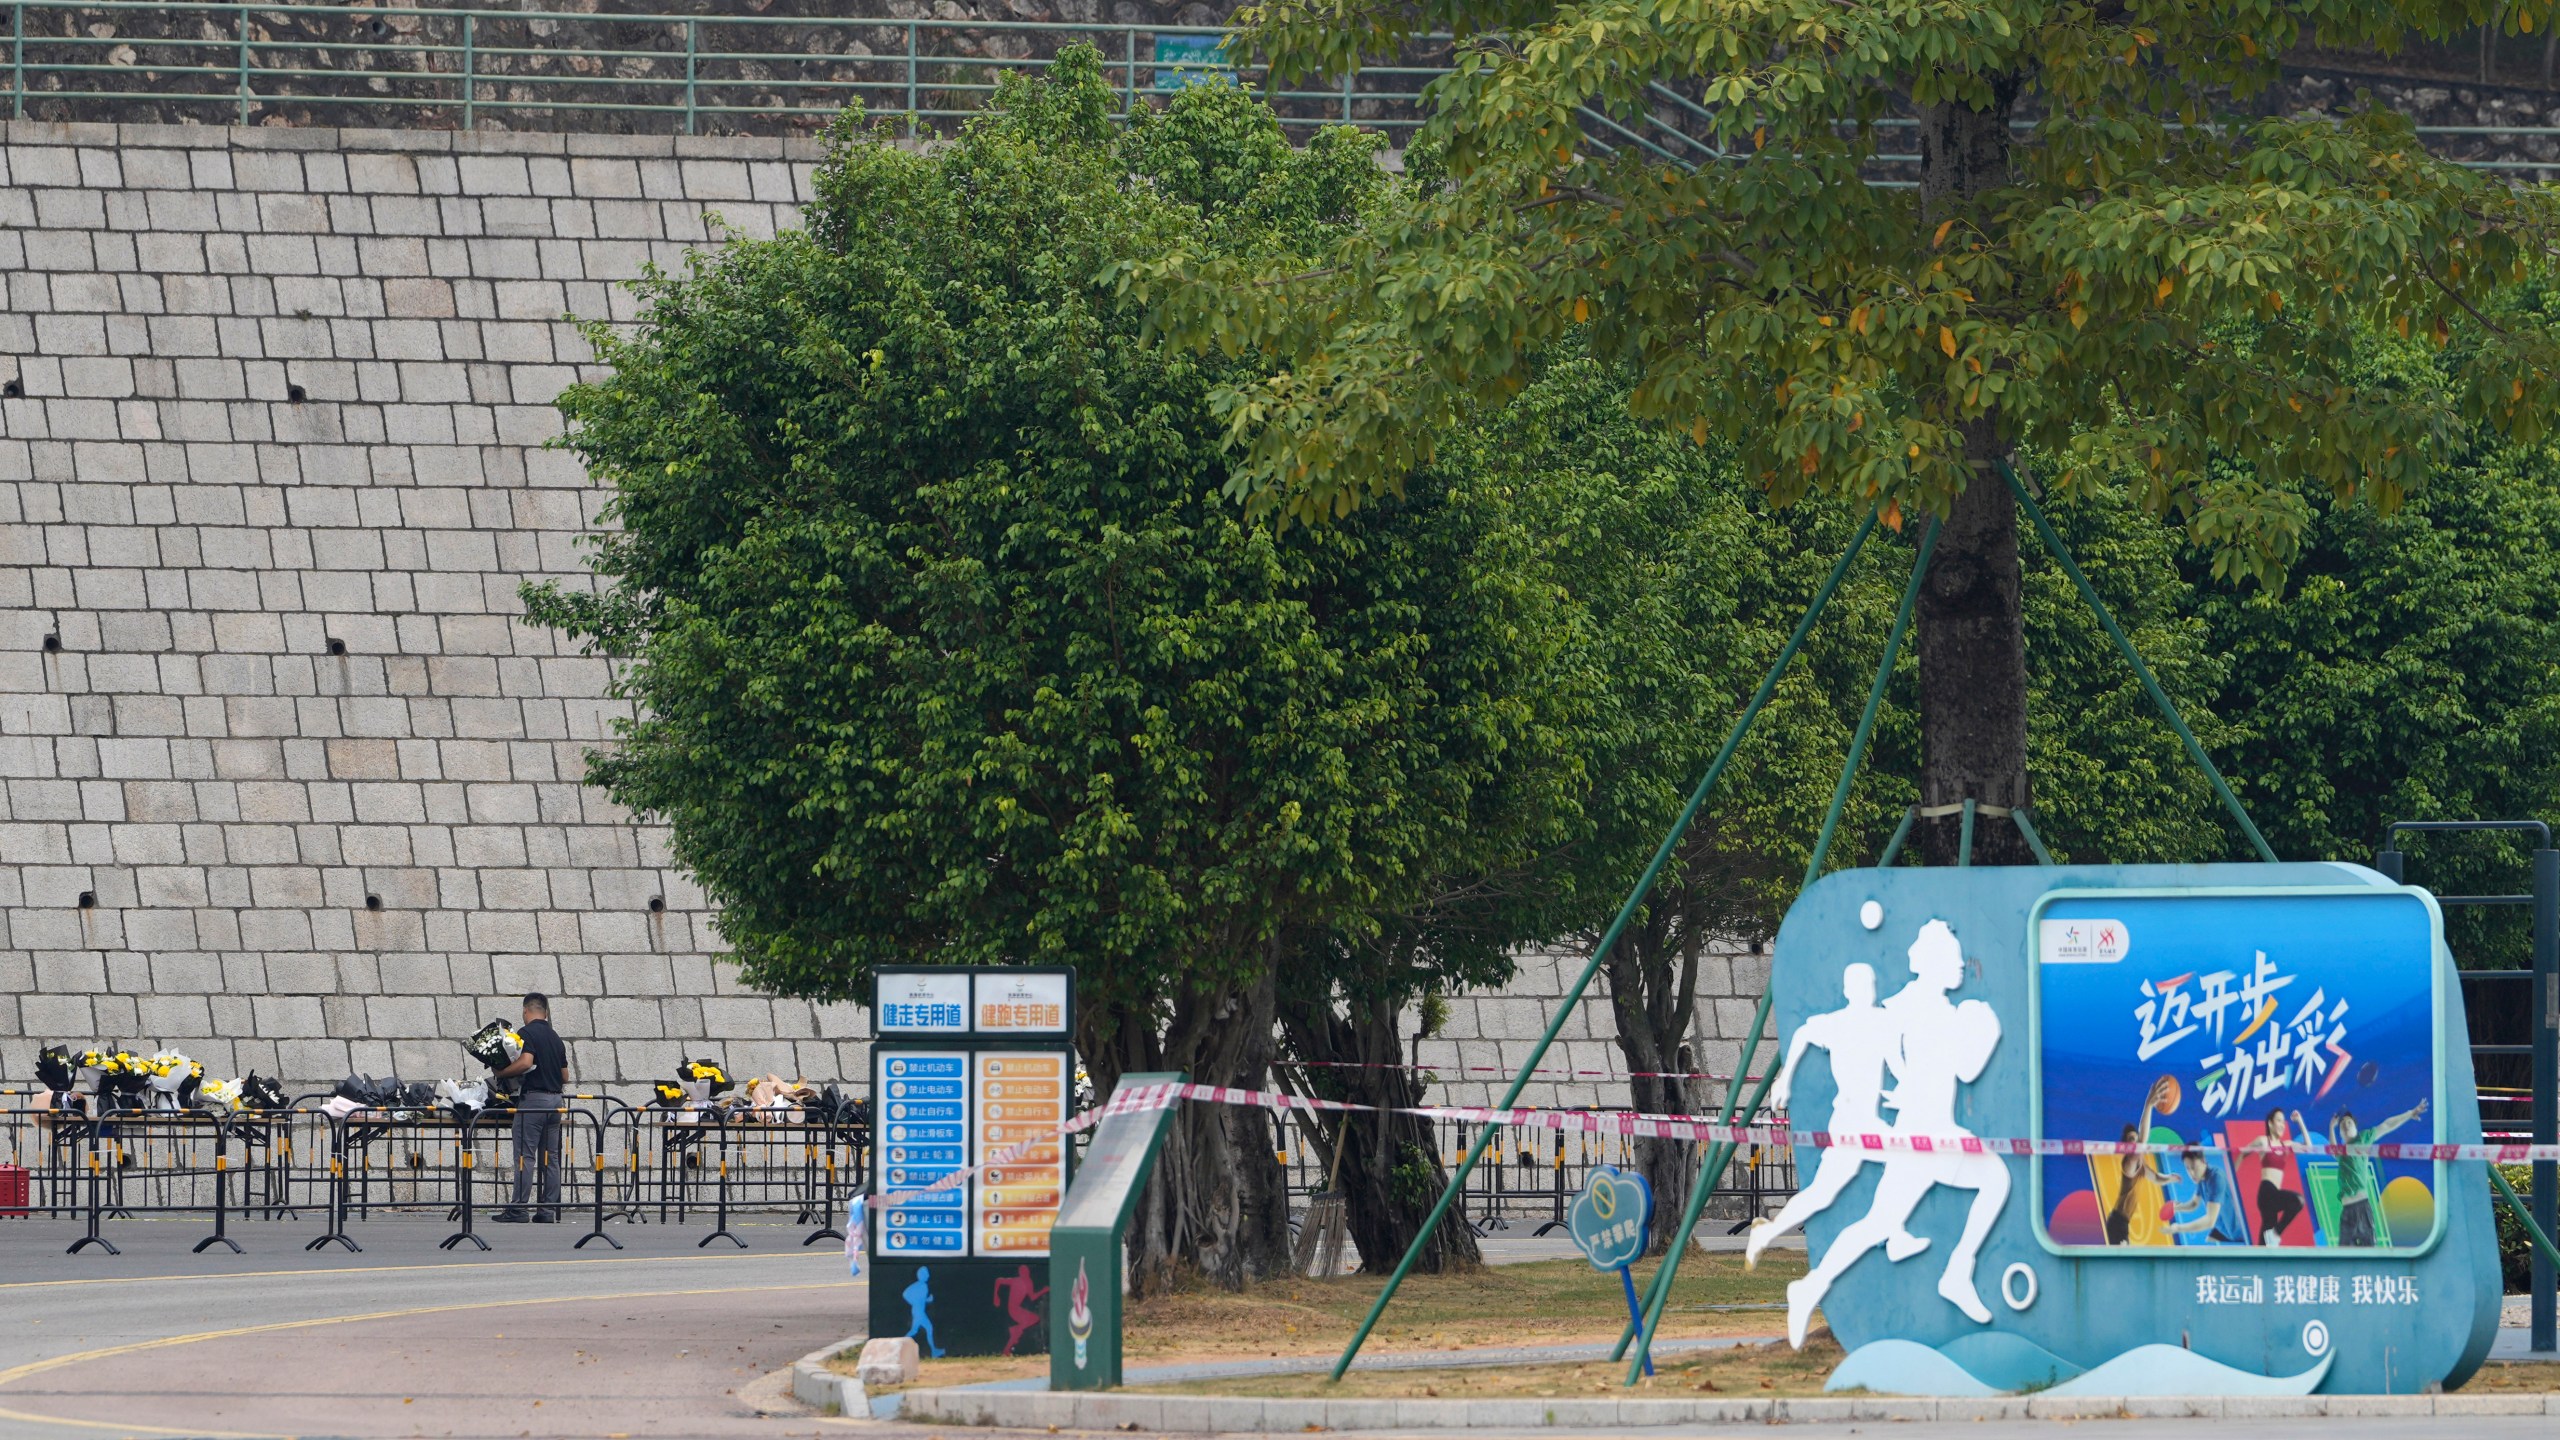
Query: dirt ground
1141 1334 1847 1398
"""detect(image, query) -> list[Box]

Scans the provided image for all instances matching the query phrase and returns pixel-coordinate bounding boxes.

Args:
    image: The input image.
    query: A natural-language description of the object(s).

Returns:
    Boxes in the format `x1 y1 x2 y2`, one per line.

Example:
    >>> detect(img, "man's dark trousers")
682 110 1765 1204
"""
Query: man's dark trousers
511 1091 566 1218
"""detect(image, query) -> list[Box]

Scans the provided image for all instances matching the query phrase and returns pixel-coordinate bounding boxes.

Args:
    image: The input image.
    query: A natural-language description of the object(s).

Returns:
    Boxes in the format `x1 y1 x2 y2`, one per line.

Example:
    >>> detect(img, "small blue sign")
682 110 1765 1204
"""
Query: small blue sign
1570 1166 1657 1375
1569 1165 1652 1271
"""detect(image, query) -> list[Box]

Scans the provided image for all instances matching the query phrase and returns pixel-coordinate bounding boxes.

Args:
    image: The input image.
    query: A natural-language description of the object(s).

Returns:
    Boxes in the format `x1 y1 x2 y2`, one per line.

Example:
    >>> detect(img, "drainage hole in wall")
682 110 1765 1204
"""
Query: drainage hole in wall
327 637 348 656
287 383 308 403
648 896 666 913
77 891 96 909
365 894 384 911
42 633 61 652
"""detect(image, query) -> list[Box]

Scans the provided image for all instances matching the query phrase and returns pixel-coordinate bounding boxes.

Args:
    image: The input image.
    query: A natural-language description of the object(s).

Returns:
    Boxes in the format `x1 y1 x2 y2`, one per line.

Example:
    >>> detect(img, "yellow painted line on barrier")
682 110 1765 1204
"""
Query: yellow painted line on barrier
0 1280 844 1437
0 1246 823 1292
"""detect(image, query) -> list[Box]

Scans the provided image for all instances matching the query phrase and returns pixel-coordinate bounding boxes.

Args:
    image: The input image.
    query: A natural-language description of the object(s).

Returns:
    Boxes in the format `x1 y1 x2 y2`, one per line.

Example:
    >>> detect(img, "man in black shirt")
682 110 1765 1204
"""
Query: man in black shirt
495 992 571 1223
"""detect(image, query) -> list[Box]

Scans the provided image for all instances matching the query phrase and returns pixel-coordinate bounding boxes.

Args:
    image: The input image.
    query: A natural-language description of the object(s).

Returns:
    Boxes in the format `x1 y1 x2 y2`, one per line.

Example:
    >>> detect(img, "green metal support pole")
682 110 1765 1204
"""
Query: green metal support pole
11 2 24 121
2001 460 2278 864
1958 797 1977 867
907 22 918 137
684 19 698 136
1620 520 1939 1383
1327 513 1881 1383
237 3 250 126
1876 805 1917 867
2011 807 2056 864
461 13 475 131
2494 1164 2560 1269
1124 27 1135 118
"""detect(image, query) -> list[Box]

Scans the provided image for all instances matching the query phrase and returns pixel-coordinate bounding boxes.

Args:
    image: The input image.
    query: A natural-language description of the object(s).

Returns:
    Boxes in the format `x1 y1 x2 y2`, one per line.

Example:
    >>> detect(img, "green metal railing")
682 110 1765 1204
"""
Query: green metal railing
11 0 2560 180
0 0 1465 137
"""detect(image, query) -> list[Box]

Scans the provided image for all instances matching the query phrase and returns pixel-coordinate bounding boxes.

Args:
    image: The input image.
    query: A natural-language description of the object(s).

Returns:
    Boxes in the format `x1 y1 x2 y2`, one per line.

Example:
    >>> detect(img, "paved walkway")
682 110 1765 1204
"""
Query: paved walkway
0 1216 858 1438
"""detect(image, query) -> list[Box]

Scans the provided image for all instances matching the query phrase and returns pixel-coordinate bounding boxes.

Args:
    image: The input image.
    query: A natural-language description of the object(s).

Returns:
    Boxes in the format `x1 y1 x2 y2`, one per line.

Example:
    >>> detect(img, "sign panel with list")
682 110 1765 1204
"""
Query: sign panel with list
874 1050 970 1257
974 1049 1070 1256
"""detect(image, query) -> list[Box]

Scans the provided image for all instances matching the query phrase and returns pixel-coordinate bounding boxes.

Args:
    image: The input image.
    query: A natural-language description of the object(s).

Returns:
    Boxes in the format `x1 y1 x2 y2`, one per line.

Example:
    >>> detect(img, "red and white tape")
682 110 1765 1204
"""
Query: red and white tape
870 1081 2560 1216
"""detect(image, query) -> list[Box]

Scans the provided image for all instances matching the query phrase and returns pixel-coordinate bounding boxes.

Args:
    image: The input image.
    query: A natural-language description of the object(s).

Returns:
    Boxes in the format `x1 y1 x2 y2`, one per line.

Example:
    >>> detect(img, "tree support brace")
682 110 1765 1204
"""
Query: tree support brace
1615 519 1940 1381
1325 512 1885 1382
2000 460 2278 864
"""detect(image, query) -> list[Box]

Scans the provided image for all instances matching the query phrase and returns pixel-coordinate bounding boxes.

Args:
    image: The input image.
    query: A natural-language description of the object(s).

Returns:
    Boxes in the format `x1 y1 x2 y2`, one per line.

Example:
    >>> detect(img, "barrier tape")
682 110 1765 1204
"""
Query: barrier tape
868 1080 2560 1216
1290 1059 1766 1082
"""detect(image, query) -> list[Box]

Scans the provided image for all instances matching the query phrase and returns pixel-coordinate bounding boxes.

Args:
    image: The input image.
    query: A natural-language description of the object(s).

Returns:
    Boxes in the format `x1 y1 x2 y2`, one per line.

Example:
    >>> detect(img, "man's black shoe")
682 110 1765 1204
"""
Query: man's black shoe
532 1212 558 1223
493 1209 528 1223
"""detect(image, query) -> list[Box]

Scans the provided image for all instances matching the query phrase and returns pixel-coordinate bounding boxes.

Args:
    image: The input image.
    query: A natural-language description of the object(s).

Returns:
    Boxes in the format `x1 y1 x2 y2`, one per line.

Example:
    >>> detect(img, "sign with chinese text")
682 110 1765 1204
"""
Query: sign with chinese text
1767 865 2497 1398
873 1050 970 1257
975 972 1071 1036
876 970 972 1035
870 967 1080 1358
2035 890 2442 1255
974 1049 1070 1255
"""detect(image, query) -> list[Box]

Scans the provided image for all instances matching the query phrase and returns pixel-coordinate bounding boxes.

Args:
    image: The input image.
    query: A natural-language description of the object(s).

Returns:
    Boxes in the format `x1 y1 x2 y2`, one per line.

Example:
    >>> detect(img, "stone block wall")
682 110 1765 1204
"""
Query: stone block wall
1409 942 1771 1114
0 117 1767 1106
0 119 874 1095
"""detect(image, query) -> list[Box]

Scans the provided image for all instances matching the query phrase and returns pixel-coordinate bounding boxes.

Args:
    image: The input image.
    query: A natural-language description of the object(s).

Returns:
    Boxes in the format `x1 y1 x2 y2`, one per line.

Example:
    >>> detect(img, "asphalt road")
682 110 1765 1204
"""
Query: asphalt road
2 1218 2547 1440
0 1216 860 1439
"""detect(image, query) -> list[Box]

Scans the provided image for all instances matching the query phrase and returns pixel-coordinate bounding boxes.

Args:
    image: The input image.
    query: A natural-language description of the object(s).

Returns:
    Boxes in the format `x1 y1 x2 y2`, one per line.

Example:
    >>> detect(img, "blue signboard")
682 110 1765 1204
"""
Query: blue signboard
876 1051 970 1257
1763 863 2500 1398
1569 1166 1651 1271
2035 890 2442 1255
1152 34 1234 90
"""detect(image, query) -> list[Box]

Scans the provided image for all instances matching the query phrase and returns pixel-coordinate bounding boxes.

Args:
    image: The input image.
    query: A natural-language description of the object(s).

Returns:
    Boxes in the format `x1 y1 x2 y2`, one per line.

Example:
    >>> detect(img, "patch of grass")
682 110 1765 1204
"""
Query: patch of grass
837 1252 1802 1391
2462 1360 2560 1392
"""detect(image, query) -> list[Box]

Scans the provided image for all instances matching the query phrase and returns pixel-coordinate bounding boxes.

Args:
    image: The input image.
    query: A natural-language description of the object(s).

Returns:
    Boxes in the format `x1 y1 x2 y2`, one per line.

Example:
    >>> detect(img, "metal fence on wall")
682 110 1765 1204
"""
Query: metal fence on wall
10 2 2560 179
0 1 1456 137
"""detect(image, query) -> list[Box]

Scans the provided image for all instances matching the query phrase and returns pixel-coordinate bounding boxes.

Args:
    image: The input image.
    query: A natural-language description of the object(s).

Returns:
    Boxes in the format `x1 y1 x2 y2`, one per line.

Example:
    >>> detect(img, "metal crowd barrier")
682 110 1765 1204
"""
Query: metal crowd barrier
1274 1107 1801 1253
0 1097 869 1256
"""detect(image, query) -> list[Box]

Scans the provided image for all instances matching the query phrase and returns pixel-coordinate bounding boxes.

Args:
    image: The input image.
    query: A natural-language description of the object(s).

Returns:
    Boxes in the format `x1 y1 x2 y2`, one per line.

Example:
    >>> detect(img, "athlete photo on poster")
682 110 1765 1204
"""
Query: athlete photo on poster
2034 890 2442 1253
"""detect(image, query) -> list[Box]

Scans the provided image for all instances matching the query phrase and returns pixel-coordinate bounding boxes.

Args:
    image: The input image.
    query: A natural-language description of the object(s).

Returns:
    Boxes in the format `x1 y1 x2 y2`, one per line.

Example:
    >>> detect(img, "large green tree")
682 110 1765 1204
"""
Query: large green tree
1397 350 2234 1249
529 52 1594 1287
1134 0 2560 867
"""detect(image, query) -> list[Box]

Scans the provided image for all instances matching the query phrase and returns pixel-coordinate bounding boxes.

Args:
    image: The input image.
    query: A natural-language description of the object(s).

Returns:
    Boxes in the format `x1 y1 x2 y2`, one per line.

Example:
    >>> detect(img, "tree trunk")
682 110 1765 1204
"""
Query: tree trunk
1603 905 1705 1253
1277 984 1483 1274
1914 81 2034 868
1091 973 1295 1295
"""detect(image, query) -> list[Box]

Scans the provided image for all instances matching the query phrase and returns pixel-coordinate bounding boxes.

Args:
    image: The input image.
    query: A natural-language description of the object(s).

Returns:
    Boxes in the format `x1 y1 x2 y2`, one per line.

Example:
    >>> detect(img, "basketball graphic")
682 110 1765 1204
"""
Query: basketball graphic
2148 1075 2182 1115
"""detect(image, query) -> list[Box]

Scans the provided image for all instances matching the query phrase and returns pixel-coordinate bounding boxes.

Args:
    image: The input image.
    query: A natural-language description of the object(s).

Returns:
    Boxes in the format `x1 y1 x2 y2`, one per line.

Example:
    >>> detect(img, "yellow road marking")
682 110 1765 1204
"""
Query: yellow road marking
0 1280 844 1437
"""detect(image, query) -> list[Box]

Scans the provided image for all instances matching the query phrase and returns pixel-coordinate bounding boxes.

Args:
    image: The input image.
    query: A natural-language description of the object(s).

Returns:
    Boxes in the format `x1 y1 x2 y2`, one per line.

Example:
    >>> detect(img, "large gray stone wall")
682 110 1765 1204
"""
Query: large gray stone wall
0 117 1760 1106
1410 943 1771 1113
0 119 870 1094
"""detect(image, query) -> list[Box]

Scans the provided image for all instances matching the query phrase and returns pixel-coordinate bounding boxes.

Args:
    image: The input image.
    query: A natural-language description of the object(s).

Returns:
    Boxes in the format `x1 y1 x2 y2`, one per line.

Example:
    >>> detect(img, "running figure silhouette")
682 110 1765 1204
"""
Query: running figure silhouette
1785 918 2012 1348
904 1266 946 1357
1746 962 1920 1268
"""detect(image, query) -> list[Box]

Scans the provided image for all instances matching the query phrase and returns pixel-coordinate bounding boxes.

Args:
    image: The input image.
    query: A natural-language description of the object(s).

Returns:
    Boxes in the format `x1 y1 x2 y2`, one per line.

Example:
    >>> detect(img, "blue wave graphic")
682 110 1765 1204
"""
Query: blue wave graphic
1829 1337 2332 1397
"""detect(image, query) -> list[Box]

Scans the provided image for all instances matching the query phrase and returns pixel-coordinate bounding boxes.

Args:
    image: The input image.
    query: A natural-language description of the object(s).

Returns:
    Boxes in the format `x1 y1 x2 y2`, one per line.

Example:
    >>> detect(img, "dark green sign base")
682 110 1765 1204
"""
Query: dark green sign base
869 1257 1053 1359
1051 1073 1184 1391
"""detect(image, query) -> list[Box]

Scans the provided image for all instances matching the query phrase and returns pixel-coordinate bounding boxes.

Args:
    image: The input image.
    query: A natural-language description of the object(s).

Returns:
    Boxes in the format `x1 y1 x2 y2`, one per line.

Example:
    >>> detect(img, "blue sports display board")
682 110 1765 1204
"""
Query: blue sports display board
2035 891 2442 1256
1765 862 2500 1397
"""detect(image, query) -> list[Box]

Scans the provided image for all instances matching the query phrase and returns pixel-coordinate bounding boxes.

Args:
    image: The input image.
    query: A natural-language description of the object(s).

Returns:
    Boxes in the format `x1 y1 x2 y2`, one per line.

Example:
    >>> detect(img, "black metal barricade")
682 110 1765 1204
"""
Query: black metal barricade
1 1093 871 1255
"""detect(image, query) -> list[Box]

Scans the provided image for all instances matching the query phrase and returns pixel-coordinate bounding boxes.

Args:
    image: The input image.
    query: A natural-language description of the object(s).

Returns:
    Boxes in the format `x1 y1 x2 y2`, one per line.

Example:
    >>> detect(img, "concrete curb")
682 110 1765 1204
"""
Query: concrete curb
894 1387 2560 1428
789 1333 871 1418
